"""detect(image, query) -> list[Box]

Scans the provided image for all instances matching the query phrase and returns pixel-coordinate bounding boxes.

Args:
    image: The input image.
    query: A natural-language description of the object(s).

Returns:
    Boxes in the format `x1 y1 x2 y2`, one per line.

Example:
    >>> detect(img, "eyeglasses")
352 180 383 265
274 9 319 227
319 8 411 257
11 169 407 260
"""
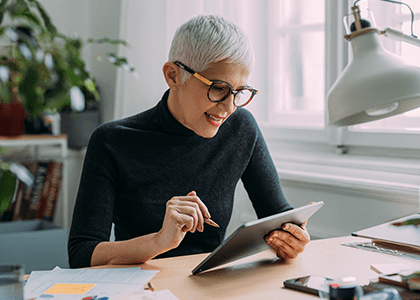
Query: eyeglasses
174 61 258 107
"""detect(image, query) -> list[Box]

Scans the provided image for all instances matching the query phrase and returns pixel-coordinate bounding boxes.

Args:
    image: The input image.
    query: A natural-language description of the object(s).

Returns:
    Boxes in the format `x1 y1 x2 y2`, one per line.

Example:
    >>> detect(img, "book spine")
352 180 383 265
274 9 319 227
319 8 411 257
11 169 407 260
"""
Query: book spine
35 161 54 219
43 162 63 222
28 162 49 220
12 180 25 221
20 161 39 220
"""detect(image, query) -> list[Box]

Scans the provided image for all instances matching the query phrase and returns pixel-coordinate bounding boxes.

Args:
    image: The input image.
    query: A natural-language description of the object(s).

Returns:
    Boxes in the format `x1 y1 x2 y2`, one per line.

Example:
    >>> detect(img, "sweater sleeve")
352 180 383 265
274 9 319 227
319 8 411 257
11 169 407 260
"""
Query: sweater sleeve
240 114 293 218
68 124 119 268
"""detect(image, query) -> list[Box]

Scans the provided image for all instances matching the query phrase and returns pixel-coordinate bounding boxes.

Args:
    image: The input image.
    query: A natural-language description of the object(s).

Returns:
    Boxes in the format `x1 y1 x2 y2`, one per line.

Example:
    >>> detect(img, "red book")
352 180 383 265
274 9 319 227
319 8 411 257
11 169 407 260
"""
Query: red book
35 161 55 219
43 162 63 222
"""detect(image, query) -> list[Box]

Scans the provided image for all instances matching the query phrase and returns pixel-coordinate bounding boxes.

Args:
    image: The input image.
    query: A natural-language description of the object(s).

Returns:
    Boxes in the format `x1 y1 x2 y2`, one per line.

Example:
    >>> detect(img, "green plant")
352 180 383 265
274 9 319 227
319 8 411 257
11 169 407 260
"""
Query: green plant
0 0 133 119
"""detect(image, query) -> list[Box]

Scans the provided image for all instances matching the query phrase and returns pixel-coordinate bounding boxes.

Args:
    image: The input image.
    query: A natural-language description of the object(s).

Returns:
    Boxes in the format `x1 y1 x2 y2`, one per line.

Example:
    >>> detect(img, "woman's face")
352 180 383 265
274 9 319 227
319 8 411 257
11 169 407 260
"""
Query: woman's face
169 62 250 138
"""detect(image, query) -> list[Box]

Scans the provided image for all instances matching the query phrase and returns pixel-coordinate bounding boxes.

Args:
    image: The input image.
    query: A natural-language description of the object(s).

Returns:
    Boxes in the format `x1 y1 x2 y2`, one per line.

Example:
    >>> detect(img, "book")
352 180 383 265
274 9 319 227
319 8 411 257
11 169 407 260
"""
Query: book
1 160 64 222
20 161 39 220
352 213 420 251
12 180 25 221
27 161 49 220
43 162 63 222
35 161 55 219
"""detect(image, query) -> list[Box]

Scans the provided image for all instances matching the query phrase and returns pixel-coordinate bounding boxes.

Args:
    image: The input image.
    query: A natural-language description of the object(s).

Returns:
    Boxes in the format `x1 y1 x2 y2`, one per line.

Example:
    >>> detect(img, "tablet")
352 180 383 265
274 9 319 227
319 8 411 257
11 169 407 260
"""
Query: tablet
192 201 324 275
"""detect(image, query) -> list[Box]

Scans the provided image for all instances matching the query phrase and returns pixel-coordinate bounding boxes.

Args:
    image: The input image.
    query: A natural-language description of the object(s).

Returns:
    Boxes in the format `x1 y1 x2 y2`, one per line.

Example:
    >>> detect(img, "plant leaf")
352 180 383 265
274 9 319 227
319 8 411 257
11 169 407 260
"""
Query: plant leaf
88 37 129 47
106 53 135 71
0 0 8 25
32 0 57 37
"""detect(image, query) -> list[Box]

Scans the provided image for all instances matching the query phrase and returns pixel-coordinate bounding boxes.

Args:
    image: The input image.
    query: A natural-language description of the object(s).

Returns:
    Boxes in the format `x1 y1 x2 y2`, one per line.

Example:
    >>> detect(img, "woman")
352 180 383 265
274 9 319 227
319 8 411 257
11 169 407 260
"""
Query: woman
68 15 310 268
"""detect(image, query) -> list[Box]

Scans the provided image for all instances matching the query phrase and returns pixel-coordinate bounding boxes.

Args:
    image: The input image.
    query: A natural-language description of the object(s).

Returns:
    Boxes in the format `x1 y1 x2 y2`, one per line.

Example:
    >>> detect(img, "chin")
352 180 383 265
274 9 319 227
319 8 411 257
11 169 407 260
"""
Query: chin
195 128 219 138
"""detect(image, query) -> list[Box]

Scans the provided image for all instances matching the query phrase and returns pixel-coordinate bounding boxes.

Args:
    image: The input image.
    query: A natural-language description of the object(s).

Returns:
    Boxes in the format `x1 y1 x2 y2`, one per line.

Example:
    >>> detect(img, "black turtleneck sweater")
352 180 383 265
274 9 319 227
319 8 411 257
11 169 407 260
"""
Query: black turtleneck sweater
68 90 292 268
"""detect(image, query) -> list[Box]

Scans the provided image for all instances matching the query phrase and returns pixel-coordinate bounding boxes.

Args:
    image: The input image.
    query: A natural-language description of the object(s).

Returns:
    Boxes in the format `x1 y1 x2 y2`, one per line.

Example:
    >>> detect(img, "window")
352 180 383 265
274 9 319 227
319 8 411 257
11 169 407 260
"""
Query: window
163 0 420 151
260 0 420 151
268 0 325 128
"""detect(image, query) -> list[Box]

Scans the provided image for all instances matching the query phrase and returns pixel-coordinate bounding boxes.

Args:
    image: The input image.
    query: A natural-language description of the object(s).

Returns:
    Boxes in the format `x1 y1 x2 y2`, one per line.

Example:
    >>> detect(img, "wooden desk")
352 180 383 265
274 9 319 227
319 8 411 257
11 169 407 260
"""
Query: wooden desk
102 236 420 299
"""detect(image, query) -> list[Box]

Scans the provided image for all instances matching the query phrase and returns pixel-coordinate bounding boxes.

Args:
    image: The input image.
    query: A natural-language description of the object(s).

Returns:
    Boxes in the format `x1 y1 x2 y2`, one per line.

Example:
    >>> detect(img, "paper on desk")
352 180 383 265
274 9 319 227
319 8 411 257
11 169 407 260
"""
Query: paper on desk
24 266 159 299
371 263 411 275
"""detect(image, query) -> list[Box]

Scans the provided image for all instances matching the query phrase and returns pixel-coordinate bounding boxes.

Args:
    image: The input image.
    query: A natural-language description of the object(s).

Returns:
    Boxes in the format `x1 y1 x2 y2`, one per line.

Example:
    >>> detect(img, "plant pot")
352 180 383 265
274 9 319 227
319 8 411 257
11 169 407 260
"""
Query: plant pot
0 102 25 137
24 116 50 134
60 110 101 149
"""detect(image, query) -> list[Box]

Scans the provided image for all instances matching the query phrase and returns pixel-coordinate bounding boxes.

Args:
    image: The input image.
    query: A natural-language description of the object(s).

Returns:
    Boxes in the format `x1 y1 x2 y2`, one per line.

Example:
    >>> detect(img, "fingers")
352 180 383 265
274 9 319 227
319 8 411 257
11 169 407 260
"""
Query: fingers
265 223 311 260
186 191 211 218
166 191 210 233
283 222 309 241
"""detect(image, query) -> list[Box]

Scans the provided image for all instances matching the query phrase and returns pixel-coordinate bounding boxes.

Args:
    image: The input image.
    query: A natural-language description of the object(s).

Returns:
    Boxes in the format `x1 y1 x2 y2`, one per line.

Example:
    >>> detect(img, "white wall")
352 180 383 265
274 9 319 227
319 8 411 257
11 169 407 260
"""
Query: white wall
114 0 168 119
39 0 122 124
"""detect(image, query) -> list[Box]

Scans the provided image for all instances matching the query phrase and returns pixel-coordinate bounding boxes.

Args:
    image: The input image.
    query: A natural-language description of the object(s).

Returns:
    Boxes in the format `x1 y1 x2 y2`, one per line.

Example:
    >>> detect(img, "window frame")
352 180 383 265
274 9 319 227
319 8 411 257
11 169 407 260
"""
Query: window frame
259 0 420 154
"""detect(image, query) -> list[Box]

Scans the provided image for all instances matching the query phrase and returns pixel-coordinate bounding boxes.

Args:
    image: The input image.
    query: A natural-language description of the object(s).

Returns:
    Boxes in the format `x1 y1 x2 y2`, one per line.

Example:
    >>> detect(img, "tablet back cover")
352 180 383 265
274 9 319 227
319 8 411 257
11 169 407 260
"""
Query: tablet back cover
192 201 324 275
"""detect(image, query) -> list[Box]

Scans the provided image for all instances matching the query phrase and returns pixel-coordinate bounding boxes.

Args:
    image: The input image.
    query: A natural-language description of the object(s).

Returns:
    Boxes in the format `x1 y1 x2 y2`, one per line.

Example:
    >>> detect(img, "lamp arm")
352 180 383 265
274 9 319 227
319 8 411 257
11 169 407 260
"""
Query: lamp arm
381 28 420 47
353 0 417 37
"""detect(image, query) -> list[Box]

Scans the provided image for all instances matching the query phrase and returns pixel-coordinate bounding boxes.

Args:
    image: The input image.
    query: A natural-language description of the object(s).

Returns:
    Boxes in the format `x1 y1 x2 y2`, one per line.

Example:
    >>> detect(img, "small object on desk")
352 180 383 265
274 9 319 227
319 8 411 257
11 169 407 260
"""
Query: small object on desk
371 263 411 276
327 276 363 300
144 281 155 291
362 288 402 300
342 241 420 261
392 218 420 227
283 275 332 296
352 214 420 252
43 283 96 295
204 218 219 228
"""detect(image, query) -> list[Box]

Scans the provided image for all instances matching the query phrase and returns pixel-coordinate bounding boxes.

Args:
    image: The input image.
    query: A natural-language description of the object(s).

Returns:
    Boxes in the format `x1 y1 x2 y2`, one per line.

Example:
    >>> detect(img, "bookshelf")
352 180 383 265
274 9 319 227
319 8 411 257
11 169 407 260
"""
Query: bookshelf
0 134 69 229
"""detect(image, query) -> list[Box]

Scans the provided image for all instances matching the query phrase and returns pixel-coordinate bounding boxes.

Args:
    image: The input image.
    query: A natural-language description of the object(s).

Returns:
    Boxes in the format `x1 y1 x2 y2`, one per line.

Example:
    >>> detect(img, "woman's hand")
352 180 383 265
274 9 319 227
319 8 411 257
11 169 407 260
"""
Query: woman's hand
156 191 210 252
91 191 211 266
265 220 310 260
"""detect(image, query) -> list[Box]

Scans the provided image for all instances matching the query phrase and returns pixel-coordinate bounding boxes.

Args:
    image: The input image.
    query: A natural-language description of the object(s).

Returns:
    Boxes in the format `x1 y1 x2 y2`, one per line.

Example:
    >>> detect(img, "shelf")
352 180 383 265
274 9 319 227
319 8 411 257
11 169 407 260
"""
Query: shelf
0 134 69 229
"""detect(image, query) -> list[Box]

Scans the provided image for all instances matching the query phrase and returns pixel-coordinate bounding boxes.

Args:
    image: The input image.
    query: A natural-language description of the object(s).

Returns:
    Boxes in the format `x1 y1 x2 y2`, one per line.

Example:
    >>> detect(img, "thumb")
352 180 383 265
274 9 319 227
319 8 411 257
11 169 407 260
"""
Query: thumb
187 190 197 196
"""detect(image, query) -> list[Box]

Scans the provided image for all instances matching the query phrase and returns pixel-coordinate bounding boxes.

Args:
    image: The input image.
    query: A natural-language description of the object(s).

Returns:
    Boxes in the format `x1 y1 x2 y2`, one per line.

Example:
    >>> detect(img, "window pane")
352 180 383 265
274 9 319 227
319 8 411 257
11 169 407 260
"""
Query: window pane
400 1 420 14
276 31 325 113
279 0 325 26
271 0 325 127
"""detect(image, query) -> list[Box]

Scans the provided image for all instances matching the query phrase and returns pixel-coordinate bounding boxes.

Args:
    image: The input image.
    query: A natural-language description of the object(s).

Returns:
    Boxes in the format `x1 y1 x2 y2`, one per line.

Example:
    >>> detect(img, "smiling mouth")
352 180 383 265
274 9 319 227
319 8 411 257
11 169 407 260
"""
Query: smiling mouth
205 112 225 126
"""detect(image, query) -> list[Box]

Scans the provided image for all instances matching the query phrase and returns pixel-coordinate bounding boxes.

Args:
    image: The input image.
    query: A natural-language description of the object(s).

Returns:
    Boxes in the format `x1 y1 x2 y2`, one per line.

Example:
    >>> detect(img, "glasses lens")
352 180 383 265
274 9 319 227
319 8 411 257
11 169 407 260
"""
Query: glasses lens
209 83 230 101
234 89 253 107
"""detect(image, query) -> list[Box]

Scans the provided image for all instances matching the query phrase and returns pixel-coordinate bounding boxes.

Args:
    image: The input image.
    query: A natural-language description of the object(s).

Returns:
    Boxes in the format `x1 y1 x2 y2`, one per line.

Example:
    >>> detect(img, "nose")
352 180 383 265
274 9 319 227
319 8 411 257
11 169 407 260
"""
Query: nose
217 93 236 113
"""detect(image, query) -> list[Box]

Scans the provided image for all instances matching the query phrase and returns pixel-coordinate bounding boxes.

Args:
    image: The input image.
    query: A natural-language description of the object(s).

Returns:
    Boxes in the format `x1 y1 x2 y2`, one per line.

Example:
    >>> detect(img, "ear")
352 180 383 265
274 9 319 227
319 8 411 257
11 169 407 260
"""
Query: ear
163 62 182 89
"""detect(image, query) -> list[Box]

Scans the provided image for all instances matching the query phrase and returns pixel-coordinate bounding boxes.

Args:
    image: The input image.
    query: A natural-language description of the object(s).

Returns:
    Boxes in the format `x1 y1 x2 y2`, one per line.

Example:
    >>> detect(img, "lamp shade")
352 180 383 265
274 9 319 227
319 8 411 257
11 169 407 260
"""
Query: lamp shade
327 30 420 127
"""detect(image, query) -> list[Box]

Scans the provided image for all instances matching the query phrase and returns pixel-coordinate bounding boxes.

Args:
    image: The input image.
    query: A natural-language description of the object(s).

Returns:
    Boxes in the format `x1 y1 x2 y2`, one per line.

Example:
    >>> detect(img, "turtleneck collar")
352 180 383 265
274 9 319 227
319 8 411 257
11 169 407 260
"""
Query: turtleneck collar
158 89 199 137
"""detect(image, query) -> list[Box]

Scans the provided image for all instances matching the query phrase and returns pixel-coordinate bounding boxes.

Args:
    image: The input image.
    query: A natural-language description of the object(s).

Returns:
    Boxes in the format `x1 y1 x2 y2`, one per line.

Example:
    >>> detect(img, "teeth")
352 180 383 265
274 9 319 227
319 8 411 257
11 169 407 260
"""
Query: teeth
205 112 221 121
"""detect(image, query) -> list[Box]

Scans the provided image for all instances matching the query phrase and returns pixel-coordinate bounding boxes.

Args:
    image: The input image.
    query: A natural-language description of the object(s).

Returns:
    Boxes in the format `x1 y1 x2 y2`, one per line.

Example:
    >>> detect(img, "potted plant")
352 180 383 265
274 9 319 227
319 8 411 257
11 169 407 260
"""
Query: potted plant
0 0 133 136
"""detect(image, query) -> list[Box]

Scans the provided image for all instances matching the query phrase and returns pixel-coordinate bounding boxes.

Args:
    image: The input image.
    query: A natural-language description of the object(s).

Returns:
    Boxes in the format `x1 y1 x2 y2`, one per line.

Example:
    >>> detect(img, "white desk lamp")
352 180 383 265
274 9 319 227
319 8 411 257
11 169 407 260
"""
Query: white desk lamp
327 1 420 127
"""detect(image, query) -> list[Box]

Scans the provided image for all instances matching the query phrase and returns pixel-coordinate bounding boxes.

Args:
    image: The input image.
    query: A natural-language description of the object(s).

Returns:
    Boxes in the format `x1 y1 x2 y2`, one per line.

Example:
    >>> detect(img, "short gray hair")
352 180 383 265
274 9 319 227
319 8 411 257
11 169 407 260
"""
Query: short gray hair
168 15 254 82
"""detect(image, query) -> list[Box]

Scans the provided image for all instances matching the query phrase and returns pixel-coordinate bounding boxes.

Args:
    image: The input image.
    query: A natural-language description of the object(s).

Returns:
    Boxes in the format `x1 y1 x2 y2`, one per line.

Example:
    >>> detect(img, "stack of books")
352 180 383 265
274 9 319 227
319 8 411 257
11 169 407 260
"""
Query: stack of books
0 160 63 222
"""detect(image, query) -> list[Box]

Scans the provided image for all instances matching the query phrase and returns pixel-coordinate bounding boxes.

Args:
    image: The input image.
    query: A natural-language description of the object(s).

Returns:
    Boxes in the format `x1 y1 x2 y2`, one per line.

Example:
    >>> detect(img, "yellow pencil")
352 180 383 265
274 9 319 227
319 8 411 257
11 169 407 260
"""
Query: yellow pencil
204 218 219 228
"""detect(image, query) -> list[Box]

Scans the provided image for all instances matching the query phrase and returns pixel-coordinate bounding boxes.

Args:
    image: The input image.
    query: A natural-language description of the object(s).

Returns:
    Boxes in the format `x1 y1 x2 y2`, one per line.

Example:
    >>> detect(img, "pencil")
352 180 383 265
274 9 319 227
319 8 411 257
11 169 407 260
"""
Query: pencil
204 218 219 228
